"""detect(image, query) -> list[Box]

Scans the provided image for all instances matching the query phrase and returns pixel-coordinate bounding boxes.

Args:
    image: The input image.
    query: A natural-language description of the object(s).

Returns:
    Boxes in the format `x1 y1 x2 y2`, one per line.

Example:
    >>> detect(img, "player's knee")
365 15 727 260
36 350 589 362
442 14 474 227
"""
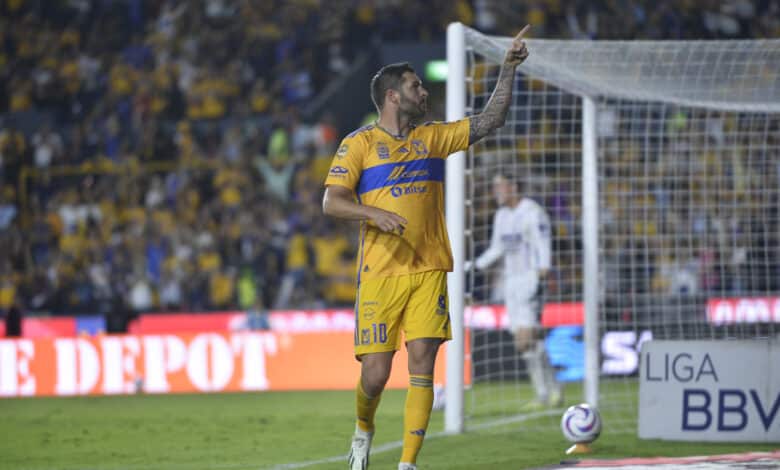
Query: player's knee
515 339 533 353
407 339 441 374
361 359 392 395
514 329 535 352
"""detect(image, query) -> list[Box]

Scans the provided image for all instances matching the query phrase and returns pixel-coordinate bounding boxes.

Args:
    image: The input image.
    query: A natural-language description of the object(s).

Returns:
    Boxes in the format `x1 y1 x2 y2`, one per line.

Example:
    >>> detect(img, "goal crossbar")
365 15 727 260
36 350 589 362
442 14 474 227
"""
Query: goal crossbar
464 28 780 112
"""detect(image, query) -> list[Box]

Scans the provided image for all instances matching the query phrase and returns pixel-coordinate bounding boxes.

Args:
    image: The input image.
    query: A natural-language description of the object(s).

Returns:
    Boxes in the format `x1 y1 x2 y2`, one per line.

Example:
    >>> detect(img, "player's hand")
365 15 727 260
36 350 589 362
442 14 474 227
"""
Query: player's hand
505 25 530 66
368 207 408 234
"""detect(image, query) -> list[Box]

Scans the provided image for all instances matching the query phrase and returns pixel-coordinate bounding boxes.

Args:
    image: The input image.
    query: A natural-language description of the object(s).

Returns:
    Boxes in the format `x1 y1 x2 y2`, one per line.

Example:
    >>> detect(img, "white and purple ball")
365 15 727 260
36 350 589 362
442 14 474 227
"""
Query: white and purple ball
560 403 602 443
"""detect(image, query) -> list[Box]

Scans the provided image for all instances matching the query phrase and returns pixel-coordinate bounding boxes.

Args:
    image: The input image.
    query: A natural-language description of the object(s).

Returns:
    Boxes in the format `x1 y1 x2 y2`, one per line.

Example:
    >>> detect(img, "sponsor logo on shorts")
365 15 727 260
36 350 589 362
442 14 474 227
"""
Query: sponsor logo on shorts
361 328 371 345
363 308 375 320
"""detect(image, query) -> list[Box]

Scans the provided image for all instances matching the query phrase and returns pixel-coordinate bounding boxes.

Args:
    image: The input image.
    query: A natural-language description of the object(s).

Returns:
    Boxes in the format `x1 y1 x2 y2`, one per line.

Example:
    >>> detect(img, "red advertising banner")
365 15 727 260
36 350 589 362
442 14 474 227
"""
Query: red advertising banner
0 317 76 338
2 304 585 340
707 297 780 325
467 302 584 329
128 309 358 334
127 304 585 336
127 312 245 334
0 331 468 397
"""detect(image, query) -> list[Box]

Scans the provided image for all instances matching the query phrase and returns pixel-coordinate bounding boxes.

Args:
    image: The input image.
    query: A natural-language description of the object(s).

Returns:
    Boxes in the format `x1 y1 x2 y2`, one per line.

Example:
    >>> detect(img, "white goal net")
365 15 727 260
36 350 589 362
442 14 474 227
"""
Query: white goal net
446 23 780 433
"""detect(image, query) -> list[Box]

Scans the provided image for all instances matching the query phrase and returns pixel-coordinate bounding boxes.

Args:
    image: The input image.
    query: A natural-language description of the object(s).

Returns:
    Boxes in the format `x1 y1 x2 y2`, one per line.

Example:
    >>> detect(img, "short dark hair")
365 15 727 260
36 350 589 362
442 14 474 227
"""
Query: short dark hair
495 171 523 192
370 62 416 111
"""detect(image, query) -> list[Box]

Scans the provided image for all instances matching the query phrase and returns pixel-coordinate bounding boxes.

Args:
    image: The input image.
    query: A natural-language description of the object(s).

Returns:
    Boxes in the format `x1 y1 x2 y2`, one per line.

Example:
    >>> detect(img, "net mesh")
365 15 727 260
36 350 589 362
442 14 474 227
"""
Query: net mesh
462 26 780 431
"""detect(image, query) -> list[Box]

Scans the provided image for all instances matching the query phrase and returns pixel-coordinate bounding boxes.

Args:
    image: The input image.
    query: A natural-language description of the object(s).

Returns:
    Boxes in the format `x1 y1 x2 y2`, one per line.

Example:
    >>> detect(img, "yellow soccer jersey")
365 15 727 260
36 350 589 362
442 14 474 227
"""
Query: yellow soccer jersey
324 118 470 281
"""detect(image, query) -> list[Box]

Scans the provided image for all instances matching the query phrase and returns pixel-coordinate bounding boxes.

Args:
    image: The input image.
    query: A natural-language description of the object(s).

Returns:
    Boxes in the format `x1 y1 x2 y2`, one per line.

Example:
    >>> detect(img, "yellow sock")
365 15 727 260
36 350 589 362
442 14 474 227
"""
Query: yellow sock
400 374 434 464
355 379 381 433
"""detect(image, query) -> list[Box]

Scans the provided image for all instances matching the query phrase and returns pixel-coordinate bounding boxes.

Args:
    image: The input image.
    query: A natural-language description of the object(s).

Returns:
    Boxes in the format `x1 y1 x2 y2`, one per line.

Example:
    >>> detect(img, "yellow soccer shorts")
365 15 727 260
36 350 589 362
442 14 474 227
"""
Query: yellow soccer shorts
353 270 452 357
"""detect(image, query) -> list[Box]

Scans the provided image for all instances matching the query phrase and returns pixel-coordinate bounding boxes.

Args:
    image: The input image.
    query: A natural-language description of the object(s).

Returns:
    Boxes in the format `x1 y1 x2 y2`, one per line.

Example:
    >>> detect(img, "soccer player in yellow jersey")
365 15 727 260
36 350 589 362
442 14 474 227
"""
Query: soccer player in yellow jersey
323 26 531 470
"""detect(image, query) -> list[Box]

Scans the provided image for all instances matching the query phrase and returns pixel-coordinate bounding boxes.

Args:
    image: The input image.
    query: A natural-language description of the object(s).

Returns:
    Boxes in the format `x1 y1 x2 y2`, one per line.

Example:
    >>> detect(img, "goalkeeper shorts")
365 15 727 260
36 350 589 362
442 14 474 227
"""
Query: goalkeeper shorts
504 273 541 330
353 270 452 357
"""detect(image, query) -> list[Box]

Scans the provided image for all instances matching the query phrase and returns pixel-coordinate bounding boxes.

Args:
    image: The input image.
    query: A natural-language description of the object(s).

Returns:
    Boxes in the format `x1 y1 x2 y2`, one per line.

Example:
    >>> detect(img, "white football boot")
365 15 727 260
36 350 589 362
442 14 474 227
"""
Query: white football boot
347 427 373 470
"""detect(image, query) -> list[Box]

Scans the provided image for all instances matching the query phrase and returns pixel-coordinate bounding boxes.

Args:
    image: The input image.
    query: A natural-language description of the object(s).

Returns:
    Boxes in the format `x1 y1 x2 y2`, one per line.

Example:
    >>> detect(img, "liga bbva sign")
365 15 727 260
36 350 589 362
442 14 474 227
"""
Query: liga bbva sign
639 340 780 442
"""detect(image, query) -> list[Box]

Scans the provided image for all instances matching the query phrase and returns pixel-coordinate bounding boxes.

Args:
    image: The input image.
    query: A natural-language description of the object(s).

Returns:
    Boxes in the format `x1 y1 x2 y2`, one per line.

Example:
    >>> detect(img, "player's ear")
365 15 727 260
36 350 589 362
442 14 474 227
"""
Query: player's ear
387 89 399 106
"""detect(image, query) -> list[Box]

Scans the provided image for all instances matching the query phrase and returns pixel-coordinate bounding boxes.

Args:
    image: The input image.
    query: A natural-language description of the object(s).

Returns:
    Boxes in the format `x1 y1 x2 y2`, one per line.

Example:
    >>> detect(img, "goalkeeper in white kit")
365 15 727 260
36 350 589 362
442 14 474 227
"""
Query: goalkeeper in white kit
468 173 563 409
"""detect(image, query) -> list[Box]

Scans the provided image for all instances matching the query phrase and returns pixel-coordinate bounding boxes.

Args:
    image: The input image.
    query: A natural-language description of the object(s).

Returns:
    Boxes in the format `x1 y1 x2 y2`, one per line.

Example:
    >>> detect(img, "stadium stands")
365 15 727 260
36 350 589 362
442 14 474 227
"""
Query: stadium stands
1 0 778 322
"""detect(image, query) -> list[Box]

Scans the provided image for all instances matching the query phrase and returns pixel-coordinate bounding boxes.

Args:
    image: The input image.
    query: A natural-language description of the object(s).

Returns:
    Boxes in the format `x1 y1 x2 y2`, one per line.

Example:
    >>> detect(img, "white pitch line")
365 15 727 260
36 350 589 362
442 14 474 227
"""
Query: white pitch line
17 410 563 470
266 409 561 470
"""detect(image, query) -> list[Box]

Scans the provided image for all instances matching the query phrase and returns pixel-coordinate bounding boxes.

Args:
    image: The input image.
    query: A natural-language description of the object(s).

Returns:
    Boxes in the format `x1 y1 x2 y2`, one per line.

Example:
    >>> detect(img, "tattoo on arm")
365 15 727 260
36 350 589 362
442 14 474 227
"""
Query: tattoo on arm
469 64 517 145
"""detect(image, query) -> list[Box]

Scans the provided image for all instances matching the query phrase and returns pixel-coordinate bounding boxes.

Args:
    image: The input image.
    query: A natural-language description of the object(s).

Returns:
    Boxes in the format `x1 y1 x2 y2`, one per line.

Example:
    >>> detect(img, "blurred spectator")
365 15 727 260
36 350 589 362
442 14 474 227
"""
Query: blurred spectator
4 304 22 337
32 124 63 169
246 299 270 331
256 152 296 203
128 274 153 312
0 186 17 230
0 120 26 184
275 226 311 309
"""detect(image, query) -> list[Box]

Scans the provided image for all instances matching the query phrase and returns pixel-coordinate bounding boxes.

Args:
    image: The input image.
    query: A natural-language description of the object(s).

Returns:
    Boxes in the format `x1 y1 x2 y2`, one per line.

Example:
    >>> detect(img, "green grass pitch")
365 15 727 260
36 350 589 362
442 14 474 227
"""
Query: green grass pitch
1 386 776 470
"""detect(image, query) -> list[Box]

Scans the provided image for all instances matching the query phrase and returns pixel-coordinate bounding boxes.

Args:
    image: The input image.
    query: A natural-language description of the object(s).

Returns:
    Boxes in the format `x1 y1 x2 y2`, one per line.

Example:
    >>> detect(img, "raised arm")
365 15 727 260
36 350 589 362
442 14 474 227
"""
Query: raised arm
469 25 530 145
473 212 505 270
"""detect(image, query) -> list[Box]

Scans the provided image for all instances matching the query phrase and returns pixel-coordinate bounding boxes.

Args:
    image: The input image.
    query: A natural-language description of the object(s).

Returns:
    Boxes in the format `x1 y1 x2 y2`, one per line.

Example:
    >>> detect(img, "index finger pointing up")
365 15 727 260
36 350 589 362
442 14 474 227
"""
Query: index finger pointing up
514 24 531 44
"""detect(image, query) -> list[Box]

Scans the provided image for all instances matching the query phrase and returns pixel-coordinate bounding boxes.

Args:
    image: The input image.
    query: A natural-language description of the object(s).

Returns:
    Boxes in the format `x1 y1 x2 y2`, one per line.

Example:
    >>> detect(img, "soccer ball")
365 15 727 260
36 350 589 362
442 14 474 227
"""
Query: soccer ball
560 403 601 443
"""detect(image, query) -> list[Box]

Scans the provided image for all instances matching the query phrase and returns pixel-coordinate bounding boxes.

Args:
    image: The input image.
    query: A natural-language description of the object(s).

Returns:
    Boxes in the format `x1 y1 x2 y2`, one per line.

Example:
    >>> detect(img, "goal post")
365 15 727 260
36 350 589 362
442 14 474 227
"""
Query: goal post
445 20 467 434
581 96 600 409
446 22 780 434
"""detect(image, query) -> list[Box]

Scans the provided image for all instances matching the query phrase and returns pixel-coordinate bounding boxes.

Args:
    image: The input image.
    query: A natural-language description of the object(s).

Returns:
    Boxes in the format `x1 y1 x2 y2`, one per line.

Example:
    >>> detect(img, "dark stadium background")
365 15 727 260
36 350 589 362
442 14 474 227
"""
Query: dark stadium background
2 1 776 330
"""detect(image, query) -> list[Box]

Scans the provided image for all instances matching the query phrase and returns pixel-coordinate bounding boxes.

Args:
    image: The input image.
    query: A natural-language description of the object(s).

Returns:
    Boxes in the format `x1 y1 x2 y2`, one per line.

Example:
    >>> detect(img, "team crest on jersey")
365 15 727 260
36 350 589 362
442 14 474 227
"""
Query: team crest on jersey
336 144 349 159
411 140 428 156
377 142 390 160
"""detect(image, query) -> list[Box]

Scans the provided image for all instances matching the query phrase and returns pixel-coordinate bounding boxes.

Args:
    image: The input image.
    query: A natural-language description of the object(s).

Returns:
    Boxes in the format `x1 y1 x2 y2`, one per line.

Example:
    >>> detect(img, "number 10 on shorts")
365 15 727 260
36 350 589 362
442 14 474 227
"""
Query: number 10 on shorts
361 323 388 344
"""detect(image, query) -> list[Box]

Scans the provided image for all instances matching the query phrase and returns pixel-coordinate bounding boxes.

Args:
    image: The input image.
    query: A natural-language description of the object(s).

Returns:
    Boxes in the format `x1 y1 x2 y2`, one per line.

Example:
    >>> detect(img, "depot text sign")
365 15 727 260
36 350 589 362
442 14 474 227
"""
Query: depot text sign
0 331 453 397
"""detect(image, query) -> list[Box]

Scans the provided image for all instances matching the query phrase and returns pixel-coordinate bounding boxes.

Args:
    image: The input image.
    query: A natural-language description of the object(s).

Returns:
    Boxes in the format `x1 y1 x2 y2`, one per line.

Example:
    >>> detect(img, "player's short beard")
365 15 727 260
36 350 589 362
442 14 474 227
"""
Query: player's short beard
399 92 426 121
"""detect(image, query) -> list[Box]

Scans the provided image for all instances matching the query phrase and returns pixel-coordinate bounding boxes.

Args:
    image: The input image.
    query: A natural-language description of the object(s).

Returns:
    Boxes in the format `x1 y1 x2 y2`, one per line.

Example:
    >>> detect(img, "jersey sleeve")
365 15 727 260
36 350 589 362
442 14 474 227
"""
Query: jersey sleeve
531 207 553 271
324 136 366 191
475 210 504 270
424 118 470 157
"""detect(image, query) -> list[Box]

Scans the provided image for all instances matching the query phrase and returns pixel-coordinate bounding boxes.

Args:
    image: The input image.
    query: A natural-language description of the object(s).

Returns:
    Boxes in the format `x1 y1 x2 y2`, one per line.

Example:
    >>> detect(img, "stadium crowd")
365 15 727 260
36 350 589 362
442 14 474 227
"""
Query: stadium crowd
0 0 778 320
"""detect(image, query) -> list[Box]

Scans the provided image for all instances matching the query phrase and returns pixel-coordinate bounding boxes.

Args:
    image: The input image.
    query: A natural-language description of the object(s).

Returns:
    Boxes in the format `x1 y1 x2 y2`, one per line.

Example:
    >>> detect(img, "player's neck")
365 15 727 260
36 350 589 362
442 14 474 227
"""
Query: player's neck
376 112 413 140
